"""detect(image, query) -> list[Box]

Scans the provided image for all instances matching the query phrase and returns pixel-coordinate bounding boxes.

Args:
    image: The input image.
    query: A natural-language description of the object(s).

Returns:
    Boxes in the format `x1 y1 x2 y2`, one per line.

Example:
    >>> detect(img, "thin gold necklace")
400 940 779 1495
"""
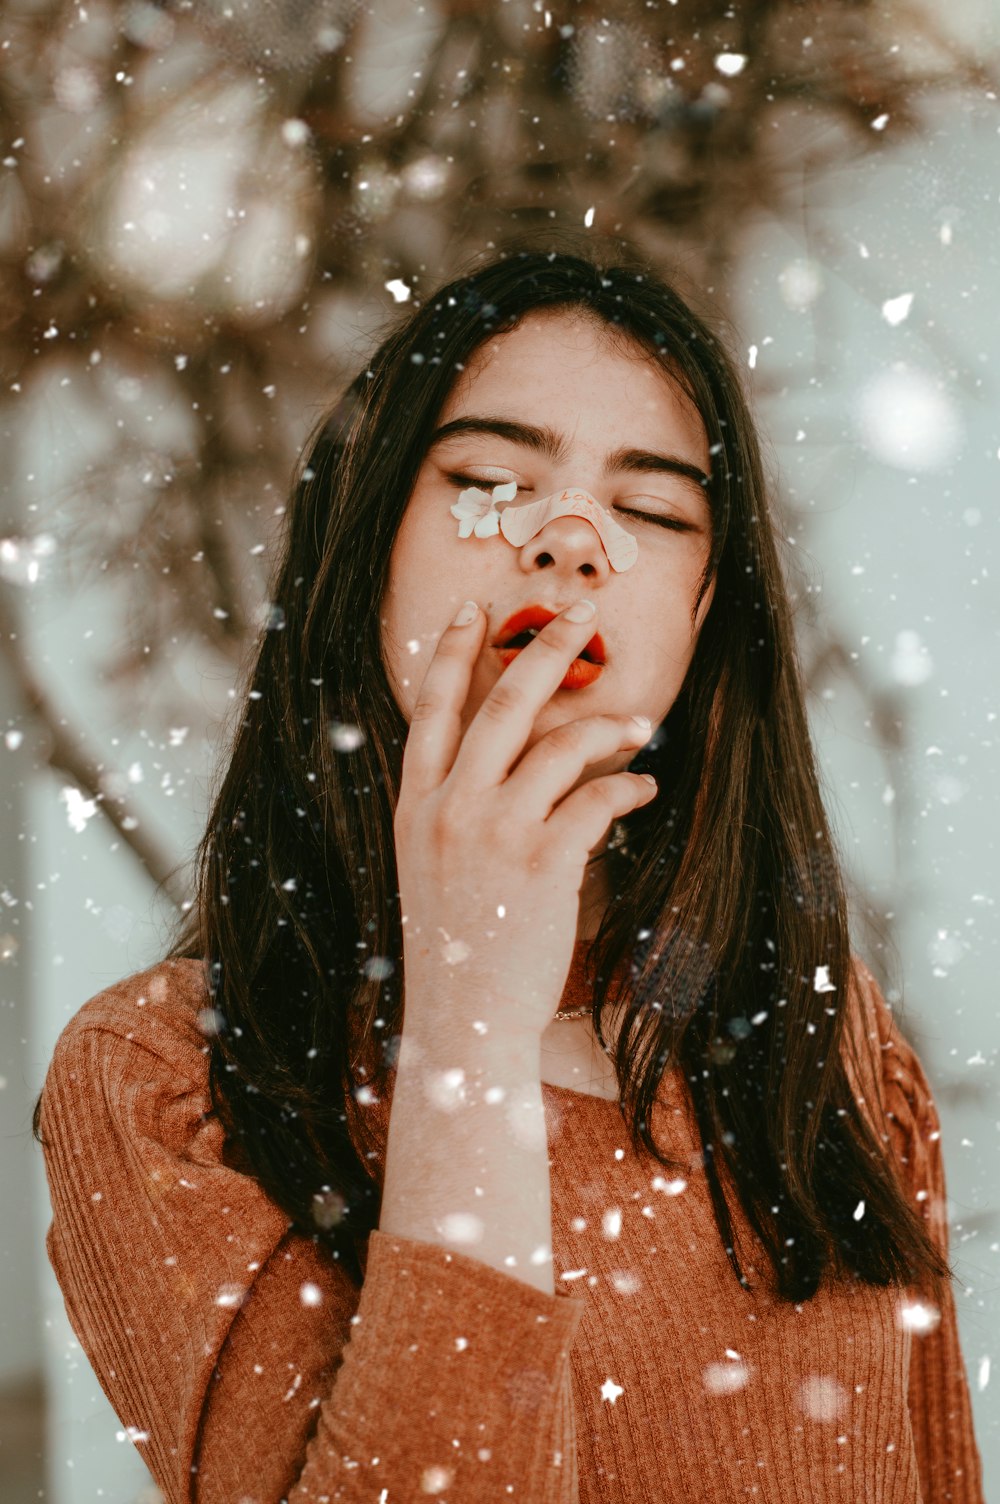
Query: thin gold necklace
554 819 627 1022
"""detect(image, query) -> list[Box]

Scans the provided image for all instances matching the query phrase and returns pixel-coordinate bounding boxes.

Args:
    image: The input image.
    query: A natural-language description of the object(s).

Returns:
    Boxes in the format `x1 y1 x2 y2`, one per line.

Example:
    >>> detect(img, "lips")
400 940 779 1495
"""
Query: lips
493 604 606 665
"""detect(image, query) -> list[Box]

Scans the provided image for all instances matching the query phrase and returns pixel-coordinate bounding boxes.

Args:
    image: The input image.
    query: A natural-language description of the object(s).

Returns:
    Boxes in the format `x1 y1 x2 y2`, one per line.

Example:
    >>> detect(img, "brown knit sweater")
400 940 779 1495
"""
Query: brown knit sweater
39 945 983 1504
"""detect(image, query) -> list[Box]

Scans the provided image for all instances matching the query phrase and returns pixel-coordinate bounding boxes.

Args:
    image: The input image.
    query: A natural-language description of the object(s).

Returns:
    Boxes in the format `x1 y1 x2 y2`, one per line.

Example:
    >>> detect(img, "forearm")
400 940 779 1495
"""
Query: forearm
380 1026 556 1296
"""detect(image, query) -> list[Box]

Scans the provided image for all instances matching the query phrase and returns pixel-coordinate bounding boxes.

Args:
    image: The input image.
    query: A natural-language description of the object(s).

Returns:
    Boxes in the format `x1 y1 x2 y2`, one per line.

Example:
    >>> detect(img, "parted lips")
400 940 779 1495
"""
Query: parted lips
493 603 606 665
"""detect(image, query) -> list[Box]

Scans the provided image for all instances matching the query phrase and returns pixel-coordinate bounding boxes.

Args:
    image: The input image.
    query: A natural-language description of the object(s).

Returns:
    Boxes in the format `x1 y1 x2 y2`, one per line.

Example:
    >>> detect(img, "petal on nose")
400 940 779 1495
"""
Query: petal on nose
499 487 638 571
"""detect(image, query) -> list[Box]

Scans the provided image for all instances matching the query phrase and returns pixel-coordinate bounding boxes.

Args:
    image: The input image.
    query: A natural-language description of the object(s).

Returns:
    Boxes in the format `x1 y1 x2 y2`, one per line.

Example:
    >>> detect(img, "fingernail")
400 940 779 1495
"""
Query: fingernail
640 773 657 786
452 600 479 626
630 715 652 733
564 599 597 623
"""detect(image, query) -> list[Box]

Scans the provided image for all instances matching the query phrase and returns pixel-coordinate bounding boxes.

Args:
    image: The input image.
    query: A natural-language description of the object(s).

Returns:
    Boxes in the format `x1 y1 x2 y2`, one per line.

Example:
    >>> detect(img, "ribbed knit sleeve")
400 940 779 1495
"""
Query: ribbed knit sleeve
198 1229 582 1504
857 965 985 1504
39 964 585 1504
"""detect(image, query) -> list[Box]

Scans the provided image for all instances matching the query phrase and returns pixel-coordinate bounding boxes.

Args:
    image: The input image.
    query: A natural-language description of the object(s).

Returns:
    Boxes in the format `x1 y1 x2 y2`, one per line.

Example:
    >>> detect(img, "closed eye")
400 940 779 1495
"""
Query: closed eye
446 478 696 531
614 506 698 533
446 471 527 494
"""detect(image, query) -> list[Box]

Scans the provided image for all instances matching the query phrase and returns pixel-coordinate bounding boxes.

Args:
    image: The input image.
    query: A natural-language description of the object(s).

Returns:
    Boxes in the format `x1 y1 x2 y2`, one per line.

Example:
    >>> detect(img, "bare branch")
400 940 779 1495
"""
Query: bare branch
0 587 187 907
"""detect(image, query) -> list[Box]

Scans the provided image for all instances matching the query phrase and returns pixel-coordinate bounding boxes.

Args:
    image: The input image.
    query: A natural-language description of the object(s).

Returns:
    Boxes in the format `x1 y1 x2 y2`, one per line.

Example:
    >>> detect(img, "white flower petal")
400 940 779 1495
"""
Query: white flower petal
450 497 481 520
474 510 501 537
456 485 492 511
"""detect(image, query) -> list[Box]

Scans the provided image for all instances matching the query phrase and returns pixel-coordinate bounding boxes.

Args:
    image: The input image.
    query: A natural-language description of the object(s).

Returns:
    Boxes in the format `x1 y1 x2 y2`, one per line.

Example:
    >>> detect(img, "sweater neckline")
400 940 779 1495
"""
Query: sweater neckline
537 936 625 1105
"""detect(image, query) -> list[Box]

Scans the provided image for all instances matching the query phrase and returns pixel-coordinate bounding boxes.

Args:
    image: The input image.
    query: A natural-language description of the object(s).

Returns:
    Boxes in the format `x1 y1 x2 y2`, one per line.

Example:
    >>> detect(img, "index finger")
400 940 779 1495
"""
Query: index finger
397 600 486 798
453 600 601 788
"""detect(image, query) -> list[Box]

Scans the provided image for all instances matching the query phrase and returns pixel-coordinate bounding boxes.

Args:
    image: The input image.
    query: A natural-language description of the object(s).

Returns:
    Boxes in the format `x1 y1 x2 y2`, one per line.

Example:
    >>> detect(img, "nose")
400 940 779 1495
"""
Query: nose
517 513 612 585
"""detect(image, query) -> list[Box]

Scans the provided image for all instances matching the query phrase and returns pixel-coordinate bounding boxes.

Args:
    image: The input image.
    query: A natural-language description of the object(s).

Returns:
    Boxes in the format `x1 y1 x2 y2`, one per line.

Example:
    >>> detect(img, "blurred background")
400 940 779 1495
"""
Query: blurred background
1 0 997 1498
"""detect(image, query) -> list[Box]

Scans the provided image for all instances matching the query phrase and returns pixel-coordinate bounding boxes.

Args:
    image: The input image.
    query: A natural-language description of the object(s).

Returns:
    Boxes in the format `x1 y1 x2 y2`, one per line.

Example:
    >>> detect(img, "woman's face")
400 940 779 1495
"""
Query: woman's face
381 309 715 786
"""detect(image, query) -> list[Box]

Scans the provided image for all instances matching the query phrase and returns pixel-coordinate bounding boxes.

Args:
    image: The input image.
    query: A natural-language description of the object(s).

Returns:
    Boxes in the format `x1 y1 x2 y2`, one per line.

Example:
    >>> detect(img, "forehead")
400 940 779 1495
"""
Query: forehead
439 309 709 461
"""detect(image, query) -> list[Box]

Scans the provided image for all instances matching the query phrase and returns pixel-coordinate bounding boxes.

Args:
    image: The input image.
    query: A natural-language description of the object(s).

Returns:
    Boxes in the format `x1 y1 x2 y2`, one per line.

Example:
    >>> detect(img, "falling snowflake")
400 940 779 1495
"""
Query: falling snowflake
255 602 286 632
610 1270 641 1295
0 533 56 586
651 1175 687 1196
505 1090 547 1153
281 118 311 147
857 366 961 472
54 65 101 113
215 1284 246 1310
436 1212 483 1245
61 786 98 833
714 52 747 76
897 1300 941 1335
602 1207 622 1239
311 1189 346 1230
328 721 366 752
927 929 964 974
438 928 470 965
890 630 933 687
799 1375 847 1422
778 258 823 311
425 1067 468 1112
420 1464 455 1495
704 1357 750 1394
402 155 449 200
600 1377 624 1404
362 955 394 981
881 293 914 326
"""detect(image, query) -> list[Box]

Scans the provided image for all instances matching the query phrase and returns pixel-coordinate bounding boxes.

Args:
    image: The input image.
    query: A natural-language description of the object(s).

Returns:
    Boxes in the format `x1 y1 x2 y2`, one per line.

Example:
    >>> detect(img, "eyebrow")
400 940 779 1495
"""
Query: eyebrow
429 416 711 495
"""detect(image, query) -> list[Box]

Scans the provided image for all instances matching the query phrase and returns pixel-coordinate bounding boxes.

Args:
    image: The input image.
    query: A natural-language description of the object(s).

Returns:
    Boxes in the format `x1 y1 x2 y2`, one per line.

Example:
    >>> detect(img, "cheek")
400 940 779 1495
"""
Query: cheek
380 527 480 719
385 506 444 623
391 490 492 588
636 550 712 634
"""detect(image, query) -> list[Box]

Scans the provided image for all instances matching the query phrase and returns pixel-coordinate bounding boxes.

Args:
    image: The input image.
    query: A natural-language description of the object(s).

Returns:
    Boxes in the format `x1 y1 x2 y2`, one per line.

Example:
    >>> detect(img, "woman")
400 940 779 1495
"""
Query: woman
36 248 983 1503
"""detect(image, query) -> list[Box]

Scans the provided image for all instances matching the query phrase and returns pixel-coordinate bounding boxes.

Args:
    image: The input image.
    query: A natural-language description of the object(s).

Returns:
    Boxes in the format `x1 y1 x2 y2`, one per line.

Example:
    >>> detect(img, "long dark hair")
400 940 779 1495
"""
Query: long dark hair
41 246 947 1301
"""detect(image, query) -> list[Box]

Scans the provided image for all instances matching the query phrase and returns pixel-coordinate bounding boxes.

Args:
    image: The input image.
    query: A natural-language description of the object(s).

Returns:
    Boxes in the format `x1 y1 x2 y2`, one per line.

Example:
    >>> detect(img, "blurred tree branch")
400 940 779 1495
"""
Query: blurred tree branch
0 585 186 902
0 0 993 906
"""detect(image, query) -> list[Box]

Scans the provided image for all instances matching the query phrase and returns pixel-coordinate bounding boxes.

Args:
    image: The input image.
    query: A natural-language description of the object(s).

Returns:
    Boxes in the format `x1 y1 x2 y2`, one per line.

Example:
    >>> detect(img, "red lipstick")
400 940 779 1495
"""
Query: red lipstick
492 604 606 690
